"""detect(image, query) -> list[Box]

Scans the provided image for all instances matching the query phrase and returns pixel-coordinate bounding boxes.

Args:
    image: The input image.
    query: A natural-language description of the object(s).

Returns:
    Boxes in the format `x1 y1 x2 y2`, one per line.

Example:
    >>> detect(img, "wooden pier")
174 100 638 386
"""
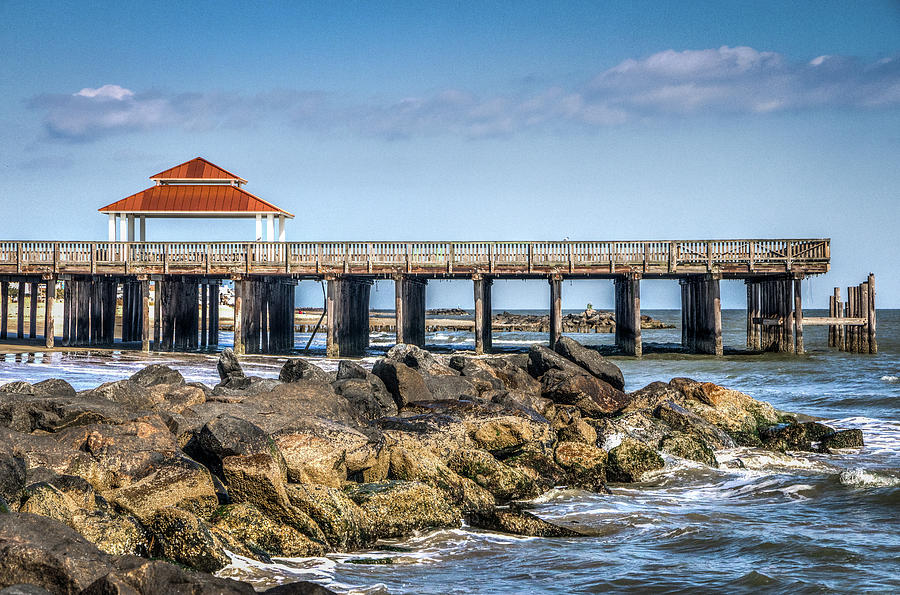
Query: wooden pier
0 238 836 357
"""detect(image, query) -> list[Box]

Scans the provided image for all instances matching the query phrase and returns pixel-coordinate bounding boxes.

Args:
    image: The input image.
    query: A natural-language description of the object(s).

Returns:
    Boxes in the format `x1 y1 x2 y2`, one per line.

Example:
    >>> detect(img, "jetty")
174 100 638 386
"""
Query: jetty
0 157 873 357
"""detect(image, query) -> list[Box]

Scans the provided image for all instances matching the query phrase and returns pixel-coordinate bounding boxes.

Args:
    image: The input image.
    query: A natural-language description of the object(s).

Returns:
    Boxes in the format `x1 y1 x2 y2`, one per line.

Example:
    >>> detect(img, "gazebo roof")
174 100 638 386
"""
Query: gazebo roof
150 157 248 184
98 157 293 218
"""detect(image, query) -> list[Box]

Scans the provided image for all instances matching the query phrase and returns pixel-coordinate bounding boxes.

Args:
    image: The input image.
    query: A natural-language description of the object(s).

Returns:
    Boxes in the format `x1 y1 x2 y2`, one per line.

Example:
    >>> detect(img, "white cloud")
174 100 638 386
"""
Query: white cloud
29 47 900 142
74 84 135 100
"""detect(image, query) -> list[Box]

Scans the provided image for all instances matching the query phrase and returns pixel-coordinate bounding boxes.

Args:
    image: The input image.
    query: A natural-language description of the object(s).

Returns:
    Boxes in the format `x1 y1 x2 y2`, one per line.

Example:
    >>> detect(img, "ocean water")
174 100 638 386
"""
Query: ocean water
1 310 898 593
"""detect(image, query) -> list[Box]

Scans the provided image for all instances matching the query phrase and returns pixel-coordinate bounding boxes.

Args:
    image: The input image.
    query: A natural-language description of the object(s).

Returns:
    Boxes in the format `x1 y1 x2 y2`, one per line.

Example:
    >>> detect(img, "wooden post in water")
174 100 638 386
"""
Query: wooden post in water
549 275 562 350
859 282 869 354
44 278 55 348
394 275 405 345
17 281 26 339
209 283 219 347
234 279 244 355
325 278 336 357
867 273 876 354
153 280 161 349
0 281 7 339
794 277 803 354
200 283 208 348
834 288 843 350
29 282 38 338
141 279 150 352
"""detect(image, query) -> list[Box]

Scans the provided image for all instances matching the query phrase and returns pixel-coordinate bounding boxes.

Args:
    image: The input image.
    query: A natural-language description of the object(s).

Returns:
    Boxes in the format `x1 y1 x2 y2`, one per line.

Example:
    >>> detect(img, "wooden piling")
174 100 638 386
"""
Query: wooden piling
867 273 876 354
233 279 244 355
141 279 150 352
549 276 562 350
201 284 208 348
153 280 161 349
474 275 492 354
209 282 219 347
0 281 7 339
29 282 38 338
794 277 803 354
44 278 55 348
859 282 869 354
615 274 641 356
17 281 26 339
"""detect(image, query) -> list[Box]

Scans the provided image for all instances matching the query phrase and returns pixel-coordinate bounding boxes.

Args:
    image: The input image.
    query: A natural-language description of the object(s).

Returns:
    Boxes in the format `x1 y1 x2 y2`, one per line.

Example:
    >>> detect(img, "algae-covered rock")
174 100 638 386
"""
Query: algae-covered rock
274 418 372 487
671 378 779 443
147 507 230 572
494 442 568 491
447 448 539 501
760 423 812 452
606 438 664 483
110 457 218 522
19 482 78 524
553 441 608 492
345 481 460 539
660 432 718 467
469 506 585 537
286 483 374 550
820 429 864 450
540 369 629 417
69 510 147 556
212 503 326 558
557 419 597 445
0 453 26 509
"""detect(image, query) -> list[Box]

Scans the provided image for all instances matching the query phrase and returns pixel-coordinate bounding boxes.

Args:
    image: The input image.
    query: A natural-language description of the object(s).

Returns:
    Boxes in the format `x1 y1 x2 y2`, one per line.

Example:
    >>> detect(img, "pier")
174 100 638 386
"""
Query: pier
0 237 846 357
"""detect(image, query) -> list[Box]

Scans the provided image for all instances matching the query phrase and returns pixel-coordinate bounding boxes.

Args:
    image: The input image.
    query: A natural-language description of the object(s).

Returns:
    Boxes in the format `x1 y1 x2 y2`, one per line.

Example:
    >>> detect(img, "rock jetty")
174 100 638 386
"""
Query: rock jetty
0 339 862 593
493 309 673 333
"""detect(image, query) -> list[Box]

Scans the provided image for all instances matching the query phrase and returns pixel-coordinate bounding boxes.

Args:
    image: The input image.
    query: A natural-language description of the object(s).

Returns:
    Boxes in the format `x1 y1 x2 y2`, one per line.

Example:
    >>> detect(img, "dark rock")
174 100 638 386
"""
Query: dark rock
32 379 76 397
492 442 568 491
371 359 433 407
217 348 245 382
384 344 456 376
83 556 255 595
660 433 718 467
332 378 398 420
0 382 34 395
491 390 553 418
129 364 185 388
0 585 54 595
0 512 117 594
554 336 625 390
110 456 219 522
469 506 585 537
540 369 629 417
446 448 539 501
527 344 592 379
801 421 836 442
279 358 328 383
0 392 141 434
274 417 374 487
423 374 478 402
146 507 230 573
345 481 460 539
653 400 736 449
820 429 864 450
606 438 665 483
191 414 278 478
69 510 148 557
760 423 811 452
260 582 337 595
19 482 78 524
556 419 598 446
336 360 368 380
0 452 26 508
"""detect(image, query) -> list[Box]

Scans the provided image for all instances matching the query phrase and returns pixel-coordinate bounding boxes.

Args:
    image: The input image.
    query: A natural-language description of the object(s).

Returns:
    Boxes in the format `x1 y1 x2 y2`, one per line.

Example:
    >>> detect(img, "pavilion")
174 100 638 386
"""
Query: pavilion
99 157 294 242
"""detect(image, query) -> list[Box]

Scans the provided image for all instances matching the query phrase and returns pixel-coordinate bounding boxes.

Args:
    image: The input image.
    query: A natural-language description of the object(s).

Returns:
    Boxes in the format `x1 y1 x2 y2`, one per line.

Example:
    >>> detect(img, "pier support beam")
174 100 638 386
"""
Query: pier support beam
614 274 642 356
141 279 150 352
746 278 794 352
794 277 803 354
208 282 220 347
474 275 492 355
395 276 427 347
233 279 243 355
17 281 25 339
29 282 38 338
681 274 722 355
867 273 877 354
44 277 55 348
0 281 7 339
326 276 372 358
549 275 562 350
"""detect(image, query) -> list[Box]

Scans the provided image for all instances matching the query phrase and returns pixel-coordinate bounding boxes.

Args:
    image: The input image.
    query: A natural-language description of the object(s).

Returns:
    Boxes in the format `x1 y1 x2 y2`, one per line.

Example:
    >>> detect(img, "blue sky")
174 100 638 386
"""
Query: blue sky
1 1 898 310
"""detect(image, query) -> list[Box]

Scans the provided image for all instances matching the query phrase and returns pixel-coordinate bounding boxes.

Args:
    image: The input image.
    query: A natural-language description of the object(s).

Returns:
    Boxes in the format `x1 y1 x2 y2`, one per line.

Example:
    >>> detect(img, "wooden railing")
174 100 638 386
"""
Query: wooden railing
0 239 830 276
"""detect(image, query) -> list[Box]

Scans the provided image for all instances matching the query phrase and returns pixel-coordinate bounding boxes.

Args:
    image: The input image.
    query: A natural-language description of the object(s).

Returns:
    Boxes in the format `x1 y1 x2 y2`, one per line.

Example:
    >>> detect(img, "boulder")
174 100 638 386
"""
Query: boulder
653 400 736 449
345 481 460 540
274 418 372 487
286 484 374 550
332 377 397 420
670 379 779 443
606 438 664 483
0 452 26 508
553 441 608 492
82 556 256 595
69 510 148 556
279 358 329 383
491 390 554 418
553 336 625 390
759 423 812 452
216 348 245 384
423 374 478 402
388 444 496 515
0 382 34 395
336 360 368 380
110 457 219 522
557 419 597 445
371 359 433 407
384 344 456 376
32 379 76 397
540 369 629 417
469 506 584 537
0 392 141 434
659 433 718 467
146 507 230 573
492 442 568 491
590 411 672 451
189 414 280 478
820 429 864 450
212 503 325 559
527 344 591 379
446 448 540 501
620 381 684 415
129 364 184 388
0 512 118 594
19 482 79 524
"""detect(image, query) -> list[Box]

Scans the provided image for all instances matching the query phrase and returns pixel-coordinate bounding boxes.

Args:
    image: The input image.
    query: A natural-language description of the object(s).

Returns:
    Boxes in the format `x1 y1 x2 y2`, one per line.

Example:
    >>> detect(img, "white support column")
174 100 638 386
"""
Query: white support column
139 216 146 241
120 213 128 242
108 214 116 242
278 215 285 242
266 213 274 242
255 214 262 241
127 214 135 242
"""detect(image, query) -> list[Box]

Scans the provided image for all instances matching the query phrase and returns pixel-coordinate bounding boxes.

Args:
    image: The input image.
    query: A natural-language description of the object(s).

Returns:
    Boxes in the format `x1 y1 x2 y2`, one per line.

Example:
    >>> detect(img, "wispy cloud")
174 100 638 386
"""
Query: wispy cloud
29 47 900 142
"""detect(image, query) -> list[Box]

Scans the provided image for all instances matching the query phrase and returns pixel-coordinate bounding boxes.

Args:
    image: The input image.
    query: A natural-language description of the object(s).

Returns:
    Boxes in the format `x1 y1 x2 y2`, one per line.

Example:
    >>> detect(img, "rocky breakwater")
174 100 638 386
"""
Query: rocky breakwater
493 309 673 333
0 340 864 594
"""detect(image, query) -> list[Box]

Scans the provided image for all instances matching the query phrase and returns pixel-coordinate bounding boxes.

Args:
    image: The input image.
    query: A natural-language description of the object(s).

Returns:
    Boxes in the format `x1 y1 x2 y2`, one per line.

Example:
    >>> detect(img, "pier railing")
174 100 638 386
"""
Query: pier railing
0 239 830 277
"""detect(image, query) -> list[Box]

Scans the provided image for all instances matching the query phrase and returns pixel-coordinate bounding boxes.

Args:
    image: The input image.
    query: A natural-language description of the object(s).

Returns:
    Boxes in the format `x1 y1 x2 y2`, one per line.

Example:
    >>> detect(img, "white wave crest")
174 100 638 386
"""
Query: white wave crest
880 375 899 383
839 468 900 488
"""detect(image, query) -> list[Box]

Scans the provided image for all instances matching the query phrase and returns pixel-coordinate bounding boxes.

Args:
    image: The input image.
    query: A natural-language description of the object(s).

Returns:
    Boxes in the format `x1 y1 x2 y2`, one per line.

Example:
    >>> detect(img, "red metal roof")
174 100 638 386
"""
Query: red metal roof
149 157 247 183
98 184 294 217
